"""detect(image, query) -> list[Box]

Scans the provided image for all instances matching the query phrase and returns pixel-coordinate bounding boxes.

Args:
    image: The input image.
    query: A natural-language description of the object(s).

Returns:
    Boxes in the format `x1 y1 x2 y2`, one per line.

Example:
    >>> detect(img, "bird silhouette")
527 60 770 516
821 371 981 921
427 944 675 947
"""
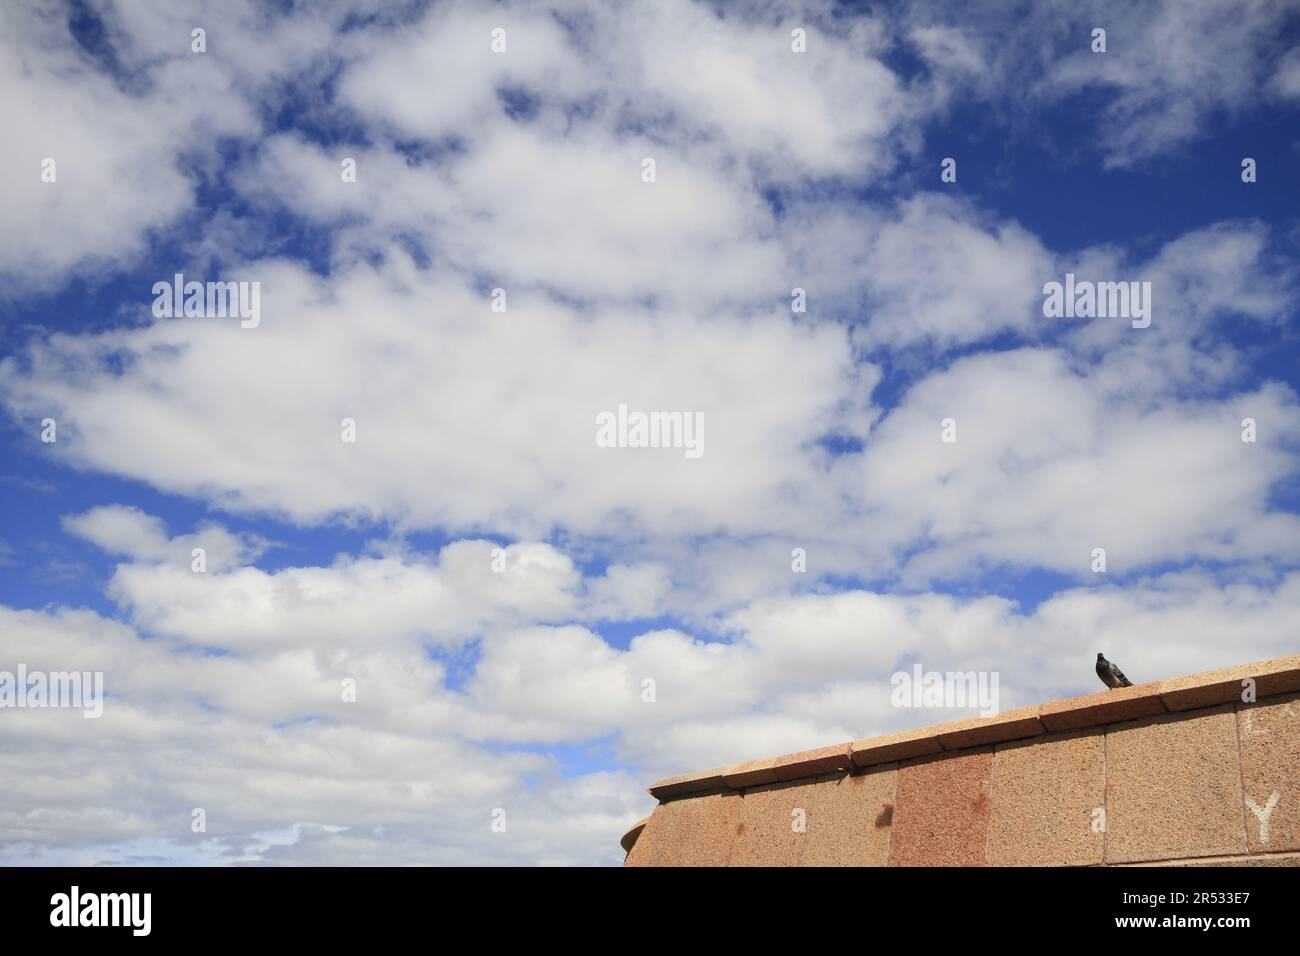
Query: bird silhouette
1096 652 1133 689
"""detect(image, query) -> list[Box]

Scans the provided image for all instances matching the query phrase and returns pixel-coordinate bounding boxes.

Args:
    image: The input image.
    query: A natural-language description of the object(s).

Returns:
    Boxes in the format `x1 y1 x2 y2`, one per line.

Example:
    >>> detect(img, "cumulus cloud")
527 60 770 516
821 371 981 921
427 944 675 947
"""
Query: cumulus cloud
6 545 1300 864
859 349 1300 583
0 1 269 291
64 504 264 570
0 256 865 540
903 0 1300 167
850 194 1056 350
7 212 1299 585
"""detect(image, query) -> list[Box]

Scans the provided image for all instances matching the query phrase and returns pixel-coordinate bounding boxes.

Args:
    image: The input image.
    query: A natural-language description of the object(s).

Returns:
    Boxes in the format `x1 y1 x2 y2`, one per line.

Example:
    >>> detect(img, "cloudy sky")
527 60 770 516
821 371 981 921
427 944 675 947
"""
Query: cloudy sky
1 0 1299 866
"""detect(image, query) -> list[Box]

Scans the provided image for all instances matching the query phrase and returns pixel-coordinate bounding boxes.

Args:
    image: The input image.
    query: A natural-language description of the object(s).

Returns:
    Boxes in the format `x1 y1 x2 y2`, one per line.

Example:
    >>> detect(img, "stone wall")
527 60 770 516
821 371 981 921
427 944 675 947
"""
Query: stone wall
622 655 1300 866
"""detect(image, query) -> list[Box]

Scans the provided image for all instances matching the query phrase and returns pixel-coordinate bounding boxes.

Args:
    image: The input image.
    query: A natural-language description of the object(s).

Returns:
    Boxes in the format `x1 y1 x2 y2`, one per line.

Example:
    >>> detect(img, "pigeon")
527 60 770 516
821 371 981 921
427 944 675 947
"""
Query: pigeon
1096 652 1133 689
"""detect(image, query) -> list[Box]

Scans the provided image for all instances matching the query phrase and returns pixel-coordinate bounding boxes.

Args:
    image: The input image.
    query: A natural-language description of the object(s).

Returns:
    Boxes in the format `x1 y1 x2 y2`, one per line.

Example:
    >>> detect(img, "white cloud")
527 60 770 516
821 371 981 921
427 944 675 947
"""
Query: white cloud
64 504 263 571
903 0 1299 167
851 194 1056 349
339 1 586 144
339 0 914 180
0 257 864 541
858 348 1300 583
0 2 264 291
8 552 1300 863
1273 46 1300 99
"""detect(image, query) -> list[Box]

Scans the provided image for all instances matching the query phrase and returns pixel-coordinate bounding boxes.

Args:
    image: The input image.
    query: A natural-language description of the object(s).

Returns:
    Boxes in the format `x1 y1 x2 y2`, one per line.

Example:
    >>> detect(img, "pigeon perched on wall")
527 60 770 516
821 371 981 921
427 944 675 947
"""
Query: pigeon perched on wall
1096 652 1133 689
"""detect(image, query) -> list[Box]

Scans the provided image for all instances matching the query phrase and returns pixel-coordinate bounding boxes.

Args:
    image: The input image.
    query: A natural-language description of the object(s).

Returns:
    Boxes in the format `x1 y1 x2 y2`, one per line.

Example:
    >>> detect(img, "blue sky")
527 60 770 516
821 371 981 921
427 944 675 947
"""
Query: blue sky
2 0 1300 865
